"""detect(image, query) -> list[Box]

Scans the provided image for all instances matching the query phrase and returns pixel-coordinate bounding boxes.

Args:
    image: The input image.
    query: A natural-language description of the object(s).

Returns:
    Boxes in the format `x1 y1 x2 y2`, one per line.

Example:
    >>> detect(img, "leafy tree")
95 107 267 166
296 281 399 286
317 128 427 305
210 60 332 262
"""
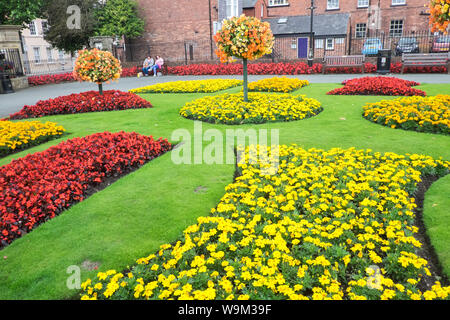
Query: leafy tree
94 0 145 39
0 0 43 26
40 0 98 54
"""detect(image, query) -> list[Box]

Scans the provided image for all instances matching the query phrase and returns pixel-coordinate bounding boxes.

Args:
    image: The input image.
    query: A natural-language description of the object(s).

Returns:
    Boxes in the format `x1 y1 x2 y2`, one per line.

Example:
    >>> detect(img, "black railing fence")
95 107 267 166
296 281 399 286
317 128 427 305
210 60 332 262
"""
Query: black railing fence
0 48 24 78
347 30 448 57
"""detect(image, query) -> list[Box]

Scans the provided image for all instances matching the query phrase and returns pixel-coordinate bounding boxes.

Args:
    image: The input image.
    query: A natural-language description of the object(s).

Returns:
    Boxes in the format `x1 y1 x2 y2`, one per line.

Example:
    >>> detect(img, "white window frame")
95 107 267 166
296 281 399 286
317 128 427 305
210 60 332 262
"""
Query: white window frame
46 47 53 63
41 20 49 34
327 0 339 10
392 0 406 5
389 20 404 37
357 0 369 8
315 39 324 49
226 0 239 19
33 47 41 64
29 21 37 36
355 23 367 38
268 0 289 6
335 38 345 44
326 38 334 50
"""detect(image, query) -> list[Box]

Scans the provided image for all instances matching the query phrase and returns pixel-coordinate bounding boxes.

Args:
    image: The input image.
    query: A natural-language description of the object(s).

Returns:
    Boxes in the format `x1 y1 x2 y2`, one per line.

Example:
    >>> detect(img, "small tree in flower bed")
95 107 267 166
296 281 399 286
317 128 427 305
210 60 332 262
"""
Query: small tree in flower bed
73 48 122 95
327 76 426 96
429 0 450 33
214 15 274 102
0 131 172 247
8 90 152 120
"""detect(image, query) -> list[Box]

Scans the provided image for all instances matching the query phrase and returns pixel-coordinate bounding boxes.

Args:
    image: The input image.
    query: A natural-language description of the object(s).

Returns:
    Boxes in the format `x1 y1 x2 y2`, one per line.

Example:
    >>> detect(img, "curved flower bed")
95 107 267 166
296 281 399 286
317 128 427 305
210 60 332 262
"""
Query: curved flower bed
248 77 309 93
363 95 450 135
80 145 450 300
8 90 152 120
130 79 243 94
0 120 65 157
327 77 426 96
27 67 141 87
0 131 171 248
180 93 322 125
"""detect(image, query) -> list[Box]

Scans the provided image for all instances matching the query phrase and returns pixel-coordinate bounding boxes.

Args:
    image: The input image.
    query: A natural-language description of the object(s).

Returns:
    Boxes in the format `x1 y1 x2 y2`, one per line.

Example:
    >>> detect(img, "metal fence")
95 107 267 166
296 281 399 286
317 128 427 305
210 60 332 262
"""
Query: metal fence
348 30 449 56
22 57 76 76
0 48 24 78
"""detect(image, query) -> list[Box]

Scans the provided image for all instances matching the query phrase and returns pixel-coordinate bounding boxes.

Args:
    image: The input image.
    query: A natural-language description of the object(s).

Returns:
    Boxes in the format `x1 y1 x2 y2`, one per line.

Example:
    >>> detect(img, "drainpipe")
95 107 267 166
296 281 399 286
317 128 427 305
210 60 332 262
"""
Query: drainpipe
208 0 214 60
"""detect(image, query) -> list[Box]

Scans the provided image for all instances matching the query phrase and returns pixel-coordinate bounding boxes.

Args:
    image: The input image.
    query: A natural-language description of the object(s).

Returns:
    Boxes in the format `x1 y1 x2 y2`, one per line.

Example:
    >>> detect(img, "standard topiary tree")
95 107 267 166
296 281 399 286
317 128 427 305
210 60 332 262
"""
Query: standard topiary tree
214 15 274 102
429 0 449 33
73 48 122 95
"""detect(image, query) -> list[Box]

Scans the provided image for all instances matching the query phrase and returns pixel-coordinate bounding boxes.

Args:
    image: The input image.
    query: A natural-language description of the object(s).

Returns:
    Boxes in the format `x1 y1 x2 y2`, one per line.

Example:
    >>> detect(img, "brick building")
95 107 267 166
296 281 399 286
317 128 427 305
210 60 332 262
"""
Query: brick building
127 0 434 64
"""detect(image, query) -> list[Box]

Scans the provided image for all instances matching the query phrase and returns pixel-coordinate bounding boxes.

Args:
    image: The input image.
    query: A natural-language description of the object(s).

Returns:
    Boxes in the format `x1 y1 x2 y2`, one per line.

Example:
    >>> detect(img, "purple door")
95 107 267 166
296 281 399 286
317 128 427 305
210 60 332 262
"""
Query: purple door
298 38 308 58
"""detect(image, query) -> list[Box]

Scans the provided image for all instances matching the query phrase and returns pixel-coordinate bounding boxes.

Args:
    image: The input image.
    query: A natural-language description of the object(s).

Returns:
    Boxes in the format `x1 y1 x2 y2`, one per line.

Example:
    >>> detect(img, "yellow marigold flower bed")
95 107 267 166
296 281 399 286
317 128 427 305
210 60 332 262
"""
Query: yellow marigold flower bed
129 79 243 94
180 92 322 124
363 95 450 135
81 145 450 300
248 77 309 93
0 120 65 157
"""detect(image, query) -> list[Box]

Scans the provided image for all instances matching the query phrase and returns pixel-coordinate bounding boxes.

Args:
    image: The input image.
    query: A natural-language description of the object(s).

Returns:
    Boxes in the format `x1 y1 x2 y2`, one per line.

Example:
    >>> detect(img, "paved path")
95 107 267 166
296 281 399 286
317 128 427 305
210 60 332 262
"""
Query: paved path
1 73 449 118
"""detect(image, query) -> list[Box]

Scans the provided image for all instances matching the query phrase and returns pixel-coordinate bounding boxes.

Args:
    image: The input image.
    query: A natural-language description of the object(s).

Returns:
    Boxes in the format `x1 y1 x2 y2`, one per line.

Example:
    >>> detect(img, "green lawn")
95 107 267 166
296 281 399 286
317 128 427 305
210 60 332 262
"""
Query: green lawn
0 82 449 299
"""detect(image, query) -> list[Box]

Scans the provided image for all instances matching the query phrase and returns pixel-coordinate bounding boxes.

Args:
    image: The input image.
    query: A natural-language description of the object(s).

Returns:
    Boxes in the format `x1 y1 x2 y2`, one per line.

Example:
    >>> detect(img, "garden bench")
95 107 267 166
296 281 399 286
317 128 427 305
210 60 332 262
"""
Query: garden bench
401 53 450 74
322 55 365 74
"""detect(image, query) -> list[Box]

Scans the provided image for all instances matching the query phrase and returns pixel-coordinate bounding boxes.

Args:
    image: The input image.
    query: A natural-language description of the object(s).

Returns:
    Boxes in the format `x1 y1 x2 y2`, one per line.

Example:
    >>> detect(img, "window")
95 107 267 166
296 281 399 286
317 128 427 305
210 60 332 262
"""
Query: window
58 50 65 62
33 47 41 63
46 47 53 62
326 38 334 50
390 20 403 37
226 0 238 19
41 20 49 34
315 39 324 49
213 21 222 34
355 23 367 38
392 0 406 5
261 3 264 18
268 0 289 6
29 21 37 35
335 38 345 44
357 0 369 8
327 0 339 10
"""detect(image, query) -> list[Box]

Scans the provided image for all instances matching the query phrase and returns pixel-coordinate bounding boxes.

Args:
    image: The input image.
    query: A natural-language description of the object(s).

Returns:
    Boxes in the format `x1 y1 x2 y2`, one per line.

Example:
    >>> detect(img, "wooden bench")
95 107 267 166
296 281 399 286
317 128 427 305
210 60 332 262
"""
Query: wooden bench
401 53 450 74
322 55 365 74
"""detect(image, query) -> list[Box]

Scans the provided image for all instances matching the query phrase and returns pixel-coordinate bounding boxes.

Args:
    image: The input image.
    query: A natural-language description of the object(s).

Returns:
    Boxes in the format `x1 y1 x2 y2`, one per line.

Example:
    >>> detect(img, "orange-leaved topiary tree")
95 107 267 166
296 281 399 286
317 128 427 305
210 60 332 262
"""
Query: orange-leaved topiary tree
214 15 274 102
429 0 450 33
73 48 122 95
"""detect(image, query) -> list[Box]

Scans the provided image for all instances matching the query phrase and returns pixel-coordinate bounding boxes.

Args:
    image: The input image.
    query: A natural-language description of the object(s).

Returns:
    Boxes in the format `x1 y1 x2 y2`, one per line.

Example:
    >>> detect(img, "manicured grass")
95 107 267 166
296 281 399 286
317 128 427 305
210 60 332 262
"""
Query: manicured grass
0 82 449 299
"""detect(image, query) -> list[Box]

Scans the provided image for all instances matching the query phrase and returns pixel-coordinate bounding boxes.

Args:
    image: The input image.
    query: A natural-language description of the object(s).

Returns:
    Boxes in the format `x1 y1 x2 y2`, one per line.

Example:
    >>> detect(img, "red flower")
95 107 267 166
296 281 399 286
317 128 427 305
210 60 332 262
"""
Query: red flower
327 76 426 96
0 131 172 248
8 90 152 119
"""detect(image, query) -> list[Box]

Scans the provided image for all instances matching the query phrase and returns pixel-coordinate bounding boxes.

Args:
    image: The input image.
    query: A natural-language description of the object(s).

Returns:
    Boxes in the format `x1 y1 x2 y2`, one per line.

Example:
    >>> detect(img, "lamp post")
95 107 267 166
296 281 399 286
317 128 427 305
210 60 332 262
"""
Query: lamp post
307 0 316 67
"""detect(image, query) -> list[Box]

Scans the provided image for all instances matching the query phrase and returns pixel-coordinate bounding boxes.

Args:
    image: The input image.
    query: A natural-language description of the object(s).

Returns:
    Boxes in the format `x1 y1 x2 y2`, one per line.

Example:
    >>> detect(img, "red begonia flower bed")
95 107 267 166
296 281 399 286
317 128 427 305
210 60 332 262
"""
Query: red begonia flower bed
8 90 152 120
0 131 172 248
327 76 426 96
27 66 141 86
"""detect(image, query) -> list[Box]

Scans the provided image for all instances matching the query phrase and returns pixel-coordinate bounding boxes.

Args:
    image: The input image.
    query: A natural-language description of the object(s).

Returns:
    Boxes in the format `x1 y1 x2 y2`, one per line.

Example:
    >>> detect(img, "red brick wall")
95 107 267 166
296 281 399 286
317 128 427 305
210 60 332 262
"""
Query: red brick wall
131 0 219 63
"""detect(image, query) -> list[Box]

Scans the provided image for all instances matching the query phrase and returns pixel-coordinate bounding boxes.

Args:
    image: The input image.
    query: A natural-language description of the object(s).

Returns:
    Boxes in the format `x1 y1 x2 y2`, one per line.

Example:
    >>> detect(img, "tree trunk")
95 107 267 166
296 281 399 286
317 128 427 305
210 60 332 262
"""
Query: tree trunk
243 58 248 102
98 83 103 95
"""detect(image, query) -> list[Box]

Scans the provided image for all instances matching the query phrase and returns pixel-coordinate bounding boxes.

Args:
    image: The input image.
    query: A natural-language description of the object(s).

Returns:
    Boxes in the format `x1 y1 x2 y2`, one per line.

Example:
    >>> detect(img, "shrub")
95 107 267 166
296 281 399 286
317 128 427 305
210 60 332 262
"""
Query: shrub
0 120 65 157
327 76 426 96
80 145 450 300
130 79 243 94
8 90 152 119
0 131 172 247
363 95 450 135
179 92 322 125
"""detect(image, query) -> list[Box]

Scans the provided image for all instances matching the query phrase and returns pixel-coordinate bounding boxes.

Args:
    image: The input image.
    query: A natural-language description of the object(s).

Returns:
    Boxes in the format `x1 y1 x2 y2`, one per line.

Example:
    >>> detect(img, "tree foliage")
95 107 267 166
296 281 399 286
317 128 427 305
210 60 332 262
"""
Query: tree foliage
94 0 145 39
0 0 43 26
40 0 98 54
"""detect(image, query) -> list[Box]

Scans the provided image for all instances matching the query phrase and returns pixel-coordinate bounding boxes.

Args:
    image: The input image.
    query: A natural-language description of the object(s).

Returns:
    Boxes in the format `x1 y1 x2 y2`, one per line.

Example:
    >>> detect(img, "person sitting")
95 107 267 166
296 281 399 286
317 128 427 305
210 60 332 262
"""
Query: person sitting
142 56 154 76
152 56 164 77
